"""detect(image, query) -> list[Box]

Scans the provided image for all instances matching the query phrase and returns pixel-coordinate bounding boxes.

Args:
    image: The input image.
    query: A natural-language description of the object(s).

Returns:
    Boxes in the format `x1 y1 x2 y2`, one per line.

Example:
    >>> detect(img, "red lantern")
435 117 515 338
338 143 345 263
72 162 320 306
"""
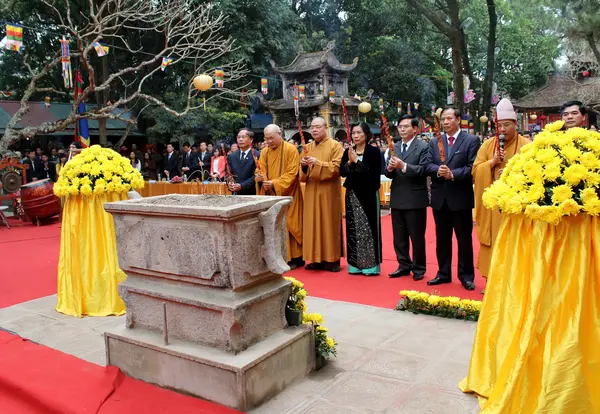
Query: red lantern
539 115 547 121
582 71 590 77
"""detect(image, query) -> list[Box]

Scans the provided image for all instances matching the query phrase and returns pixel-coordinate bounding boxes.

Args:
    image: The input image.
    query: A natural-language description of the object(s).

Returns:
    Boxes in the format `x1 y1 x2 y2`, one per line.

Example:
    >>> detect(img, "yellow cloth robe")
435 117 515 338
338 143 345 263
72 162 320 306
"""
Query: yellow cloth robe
299 137 343 263
473 135 529 277
257 141 303 261
460 214 600 413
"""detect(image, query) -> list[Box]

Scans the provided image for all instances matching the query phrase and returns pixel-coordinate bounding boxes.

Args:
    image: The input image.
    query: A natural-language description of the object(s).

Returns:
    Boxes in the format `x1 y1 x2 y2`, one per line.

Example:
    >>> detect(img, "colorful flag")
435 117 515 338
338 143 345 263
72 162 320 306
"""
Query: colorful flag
329 90 335 103
160 57 173 71
299 85 305 100
379 98 384 112
397 101 402 114
44 97 51 108
74 70 90 148
261 78 268 95
60 36 73 89
4 24 23 52
215 68 224 87
93 42 109 57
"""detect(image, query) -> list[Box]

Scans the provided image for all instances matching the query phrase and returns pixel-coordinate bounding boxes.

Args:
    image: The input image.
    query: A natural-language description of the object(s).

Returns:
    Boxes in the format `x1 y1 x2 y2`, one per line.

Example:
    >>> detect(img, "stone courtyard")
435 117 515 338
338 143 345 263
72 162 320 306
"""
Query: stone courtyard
0 295 480 413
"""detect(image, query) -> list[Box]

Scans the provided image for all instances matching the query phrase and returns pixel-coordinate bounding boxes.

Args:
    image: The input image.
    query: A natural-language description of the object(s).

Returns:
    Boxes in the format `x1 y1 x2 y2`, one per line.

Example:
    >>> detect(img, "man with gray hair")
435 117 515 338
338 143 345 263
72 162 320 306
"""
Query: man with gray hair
300 117 344 272
256 124 304 268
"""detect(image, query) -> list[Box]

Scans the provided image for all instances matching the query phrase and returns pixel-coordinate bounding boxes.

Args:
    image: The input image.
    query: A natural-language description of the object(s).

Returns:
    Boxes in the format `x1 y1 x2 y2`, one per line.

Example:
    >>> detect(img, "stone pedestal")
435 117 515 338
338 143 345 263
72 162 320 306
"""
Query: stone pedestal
103 194 315 411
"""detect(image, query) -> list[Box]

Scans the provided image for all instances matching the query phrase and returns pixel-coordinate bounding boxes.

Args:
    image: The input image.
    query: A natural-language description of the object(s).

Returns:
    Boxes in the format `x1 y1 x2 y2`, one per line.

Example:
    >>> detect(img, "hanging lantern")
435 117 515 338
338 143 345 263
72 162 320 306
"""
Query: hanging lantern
435 107 443 118
193 74 213 91
582 70 590 77
539 114 547 121
531 113 538 121
261 78 268 95
480 113 489 123
44 96 51 108
329 90 335 103
398 102 402 113
358 101 371 114
299 85 305 100
214 68 224 88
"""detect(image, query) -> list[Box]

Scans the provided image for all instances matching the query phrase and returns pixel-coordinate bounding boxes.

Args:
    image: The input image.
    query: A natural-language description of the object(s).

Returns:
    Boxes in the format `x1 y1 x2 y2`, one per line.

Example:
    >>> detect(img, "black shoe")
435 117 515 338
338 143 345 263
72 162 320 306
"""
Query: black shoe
305 262 325 270
287 258 305 270
462 281 475 291
427 276 451 286
389 267 411 278
324 261 341 273
413 273 425 281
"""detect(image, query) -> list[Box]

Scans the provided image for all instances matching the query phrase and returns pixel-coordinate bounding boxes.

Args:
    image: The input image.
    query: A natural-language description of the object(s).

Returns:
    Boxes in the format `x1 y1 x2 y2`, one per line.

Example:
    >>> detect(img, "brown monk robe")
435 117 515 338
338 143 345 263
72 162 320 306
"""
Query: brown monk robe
256 124 304 267
300 117 344 272
474 99 530 281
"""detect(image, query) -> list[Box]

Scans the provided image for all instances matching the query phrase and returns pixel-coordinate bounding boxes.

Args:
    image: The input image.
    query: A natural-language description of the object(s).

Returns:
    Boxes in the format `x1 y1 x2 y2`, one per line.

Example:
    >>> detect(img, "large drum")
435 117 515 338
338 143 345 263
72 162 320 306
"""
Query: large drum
20 178 62 223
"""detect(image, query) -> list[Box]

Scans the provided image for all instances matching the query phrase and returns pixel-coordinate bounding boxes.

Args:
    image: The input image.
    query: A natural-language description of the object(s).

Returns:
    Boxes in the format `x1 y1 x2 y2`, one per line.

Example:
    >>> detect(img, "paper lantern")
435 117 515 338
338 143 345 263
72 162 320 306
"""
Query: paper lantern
530 113 538 121
435 107 443 118
358 101 371 114
540 115 547 121
480 113 489 123
582 71 590 77
193 74 213 91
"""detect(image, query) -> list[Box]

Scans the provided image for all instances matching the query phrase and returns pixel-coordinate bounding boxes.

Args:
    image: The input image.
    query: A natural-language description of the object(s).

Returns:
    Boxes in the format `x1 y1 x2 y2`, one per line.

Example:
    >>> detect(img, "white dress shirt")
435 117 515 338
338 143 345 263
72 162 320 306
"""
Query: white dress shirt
399 137 416 173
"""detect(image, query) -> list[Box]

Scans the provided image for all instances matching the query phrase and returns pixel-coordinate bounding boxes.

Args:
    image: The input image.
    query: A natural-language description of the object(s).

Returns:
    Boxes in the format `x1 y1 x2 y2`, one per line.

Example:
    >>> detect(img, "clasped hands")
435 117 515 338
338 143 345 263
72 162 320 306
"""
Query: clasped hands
255 173 274 191
300 156 318 167
387 156 405 171
437 165 454 180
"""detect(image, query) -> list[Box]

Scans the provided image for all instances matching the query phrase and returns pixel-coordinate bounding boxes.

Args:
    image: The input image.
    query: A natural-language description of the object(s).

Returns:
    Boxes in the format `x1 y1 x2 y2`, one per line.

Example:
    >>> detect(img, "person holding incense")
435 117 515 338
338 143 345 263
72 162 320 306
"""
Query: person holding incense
227 128 259 195
426 107 480 291
256 124 305 269
385 114 429 281
300 117 344 272
340 122 382 276
473 98 529 293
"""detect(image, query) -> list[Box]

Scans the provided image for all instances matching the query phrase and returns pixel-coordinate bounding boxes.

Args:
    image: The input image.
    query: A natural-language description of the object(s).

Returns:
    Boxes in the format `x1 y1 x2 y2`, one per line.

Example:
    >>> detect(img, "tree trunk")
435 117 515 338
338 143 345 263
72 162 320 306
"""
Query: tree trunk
447 0 464 114
481 0 497 133
585 33 600 66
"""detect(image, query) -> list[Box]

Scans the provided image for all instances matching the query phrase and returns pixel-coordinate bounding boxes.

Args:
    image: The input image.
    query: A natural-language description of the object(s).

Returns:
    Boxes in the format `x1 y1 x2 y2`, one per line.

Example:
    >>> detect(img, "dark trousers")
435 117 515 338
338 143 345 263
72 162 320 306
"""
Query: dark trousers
391 208 427 275
432 202 474 283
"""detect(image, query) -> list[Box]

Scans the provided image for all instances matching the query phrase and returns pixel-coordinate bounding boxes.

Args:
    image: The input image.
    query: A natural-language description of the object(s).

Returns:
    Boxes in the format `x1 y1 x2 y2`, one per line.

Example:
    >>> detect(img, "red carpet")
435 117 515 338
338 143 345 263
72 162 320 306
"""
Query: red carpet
287 211 485 308
0 330 241 414
0 217 61 308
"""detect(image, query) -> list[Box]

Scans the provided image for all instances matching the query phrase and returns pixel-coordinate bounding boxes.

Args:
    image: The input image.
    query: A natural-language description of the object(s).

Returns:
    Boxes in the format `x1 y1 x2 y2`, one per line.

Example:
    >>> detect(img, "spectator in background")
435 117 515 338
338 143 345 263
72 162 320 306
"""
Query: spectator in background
56 153 67 177
210 147 226 180
129 152 142 172
41 153 57 182
143 152 157 180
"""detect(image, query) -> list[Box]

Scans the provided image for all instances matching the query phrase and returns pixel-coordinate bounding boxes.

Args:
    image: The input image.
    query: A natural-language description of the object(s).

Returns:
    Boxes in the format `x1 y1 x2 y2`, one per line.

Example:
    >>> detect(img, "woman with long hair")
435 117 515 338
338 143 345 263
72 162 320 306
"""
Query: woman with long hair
340 122 382 275
142 152 157 180
210 146 227 180
129 151 141 172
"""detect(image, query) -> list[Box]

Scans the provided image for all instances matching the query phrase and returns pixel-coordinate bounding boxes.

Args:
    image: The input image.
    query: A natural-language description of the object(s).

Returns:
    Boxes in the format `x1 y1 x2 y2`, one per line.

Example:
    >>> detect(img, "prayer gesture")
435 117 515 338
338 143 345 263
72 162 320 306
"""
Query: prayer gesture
438 165 454 180
228 181 242 192
301 156 317 166
348 147 358 164
263 181 274 191
387 156 405 171
255 172 265 182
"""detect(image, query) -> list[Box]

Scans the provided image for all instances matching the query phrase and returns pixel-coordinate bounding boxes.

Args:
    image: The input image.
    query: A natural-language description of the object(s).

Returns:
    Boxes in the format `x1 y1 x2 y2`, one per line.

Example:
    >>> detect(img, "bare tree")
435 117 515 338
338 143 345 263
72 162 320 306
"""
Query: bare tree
0 0 250 153
565 39 600 115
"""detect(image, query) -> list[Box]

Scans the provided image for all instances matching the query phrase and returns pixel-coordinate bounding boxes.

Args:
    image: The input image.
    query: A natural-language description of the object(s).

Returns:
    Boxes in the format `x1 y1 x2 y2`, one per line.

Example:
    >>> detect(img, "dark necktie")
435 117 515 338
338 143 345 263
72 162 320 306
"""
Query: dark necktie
448 136 455 147
401 143 407 158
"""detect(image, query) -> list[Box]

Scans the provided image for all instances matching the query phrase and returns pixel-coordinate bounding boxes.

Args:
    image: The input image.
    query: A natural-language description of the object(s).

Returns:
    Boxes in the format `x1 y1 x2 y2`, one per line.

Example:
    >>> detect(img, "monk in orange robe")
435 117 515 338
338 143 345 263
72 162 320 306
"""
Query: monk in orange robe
474 98 530 291
300 117 344 272
256 124 304 268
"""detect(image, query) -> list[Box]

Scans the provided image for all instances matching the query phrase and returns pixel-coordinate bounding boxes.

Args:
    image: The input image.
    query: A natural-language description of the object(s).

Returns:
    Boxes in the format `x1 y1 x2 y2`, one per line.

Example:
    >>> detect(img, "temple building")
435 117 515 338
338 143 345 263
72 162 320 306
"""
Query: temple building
263 41 361 142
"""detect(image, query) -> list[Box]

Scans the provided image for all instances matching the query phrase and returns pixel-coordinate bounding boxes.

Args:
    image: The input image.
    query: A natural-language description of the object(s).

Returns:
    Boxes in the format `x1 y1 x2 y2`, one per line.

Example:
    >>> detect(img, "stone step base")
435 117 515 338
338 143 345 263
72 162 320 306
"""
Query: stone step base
104 324 315 411
120 275 290 353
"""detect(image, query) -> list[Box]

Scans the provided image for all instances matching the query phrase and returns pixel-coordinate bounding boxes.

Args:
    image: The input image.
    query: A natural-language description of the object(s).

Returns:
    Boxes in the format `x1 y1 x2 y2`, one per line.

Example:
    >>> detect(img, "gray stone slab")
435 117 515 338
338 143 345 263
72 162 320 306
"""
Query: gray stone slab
387 386 479 413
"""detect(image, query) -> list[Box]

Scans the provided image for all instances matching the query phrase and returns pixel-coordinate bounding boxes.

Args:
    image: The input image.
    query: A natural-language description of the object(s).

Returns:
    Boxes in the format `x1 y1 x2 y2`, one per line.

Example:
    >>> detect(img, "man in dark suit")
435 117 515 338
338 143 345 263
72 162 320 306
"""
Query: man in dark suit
385 114 430 281
426 107 480 291
227 128 259 195
179 142 199 180
163 143 180 179
197 142 212 180
24 151 43 183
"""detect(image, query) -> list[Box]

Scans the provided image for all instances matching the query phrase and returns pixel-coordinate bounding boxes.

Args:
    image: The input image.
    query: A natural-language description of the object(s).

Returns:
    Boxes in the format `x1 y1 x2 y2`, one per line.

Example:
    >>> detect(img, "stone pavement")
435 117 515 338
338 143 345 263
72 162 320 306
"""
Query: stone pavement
0 295 480 413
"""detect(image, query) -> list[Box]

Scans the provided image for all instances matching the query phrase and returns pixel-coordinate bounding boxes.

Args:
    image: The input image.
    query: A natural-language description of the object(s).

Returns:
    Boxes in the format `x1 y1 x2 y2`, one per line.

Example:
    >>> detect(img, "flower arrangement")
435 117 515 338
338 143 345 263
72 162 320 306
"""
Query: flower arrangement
397 290 481 321
483 121 600 224
170 175 183 183
303 313 337 359
54 145 144 197
284 276 307 312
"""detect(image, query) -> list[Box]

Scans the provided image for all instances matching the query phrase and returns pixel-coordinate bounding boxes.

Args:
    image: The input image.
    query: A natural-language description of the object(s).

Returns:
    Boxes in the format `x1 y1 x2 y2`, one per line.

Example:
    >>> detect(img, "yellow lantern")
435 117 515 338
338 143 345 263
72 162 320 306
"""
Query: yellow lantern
193 74 213 92
530 113 538 121
435 107 443 119
480 113 489 123
358 101 371 114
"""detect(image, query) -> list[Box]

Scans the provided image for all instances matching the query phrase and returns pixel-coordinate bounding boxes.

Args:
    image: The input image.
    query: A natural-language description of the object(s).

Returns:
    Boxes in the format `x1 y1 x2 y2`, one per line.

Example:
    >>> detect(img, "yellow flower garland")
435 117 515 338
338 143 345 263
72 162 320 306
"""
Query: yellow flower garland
483 121 600 224
398 290 482 320
54 145 144 197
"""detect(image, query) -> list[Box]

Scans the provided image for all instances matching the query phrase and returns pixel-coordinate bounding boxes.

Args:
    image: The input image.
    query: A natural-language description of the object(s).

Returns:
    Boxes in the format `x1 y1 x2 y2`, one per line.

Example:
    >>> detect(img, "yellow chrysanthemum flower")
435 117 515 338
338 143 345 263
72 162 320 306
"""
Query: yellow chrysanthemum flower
583 198 600 215
545 120 565 133
581 188 599 204
563 164 588 186
551 185 573 204
326 337 336 348
544 163 562 181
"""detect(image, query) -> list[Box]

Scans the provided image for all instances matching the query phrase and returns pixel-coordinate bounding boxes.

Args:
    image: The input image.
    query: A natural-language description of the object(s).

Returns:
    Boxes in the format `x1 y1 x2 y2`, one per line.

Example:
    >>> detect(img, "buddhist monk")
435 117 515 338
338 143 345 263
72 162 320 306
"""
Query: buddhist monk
256 124 304 269
300 117 344 272
473 98 530 293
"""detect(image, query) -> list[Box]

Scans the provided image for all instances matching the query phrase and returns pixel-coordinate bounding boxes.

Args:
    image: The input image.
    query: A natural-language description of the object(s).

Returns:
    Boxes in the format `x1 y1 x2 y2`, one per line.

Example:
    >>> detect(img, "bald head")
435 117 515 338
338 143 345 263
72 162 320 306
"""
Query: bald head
311 117 327 141
264 124 283 149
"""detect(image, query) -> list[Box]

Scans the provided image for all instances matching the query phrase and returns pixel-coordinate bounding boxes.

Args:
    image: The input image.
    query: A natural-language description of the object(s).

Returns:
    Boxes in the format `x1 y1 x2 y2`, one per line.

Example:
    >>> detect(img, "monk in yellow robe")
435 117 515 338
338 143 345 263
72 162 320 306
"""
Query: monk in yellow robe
474 98 530 290
300 117 344 272
256 124 304 268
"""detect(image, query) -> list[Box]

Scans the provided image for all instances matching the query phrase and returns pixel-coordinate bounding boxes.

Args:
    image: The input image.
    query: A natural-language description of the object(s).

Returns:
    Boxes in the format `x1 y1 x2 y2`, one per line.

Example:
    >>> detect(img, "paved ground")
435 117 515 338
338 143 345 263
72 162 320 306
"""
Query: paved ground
0 295 480 413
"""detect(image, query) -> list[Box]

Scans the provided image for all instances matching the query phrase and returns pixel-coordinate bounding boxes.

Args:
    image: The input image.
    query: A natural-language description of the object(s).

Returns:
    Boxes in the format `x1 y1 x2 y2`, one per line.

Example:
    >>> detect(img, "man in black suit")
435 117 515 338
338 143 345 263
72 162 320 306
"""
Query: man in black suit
385 114 430 281
197 142 212 180
163 143 180 179
24 151 43 183
227 128 259 195
179 142 199 180
426 107 480 291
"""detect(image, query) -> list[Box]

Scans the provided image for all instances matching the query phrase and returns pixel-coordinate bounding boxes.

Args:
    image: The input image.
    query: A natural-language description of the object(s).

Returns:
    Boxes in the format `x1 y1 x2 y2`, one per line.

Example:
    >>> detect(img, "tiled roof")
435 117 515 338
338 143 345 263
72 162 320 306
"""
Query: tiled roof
514 74 600 109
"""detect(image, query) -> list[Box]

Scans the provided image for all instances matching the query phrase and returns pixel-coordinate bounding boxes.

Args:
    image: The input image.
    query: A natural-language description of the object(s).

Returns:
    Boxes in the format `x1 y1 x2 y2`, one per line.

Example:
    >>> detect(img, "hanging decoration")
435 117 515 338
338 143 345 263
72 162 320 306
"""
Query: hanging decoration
329 90 335 103
44 96 51 108
353 93 360 100
378 98 384 112
261 78 268 95
0 91 15 97
215 68 224 88
299 85 305 100
60 36 73 89
397 101 402 114
414 102 420 110
93 42 109 57
4 23 23 52
160 57 173 71
358 101 371 121
480 112 489 124
193 74 213 110
407 103 412 114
